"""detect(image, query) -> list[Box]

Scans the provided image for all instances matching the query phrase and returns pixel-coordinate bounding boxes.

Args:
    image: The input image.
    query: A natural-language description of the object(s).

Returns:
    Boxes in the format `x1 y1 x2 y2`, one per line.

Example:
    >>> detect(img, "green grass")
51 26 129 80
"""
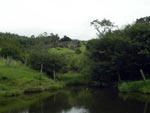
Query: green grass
119 80 150 93
57 72 89 85
49 47 74 55
0 58 64 96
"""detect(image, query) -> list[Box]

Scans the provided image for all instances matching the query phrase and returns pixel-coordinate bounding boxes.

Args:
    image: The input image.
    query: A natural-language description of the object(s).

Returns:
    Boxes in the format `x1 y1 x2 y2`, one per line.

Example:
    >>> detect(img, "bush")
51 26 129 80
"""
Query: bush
75 48 81 54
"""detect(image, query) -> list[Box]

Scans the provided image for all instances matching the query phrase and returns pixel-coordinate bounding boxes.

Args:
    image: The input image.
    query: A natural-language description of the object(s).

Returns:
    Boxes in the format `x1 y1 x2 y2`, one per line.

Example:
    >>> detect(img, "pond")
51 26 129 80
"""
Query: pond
0 87 150 113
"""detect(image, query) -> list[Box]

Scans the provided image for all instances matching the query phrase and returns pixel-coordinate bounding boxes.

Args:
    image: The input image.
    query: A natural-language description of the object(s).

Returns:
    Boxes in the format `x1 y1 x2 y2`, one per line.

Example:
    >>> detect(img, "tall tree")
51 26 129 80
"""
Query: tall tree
91 19 117 38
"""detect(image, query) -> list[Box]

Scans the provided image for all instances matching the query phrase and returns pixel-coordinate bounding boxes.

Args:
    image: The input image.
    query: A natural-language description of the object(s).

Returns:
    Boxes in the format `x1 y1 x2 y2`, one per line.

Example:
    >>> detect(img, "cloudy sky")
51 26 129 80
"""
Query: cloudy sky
0 0 149 40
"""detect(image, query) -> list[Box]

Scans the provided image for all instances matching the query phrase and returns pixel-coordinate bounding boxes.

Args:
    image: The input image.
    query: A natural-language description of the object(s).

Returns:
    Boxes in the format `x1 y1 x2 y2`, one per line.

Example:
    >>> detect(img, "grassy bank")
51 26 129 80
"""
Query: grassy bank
57 72 89 85
119 80 150 94
0 58 64 96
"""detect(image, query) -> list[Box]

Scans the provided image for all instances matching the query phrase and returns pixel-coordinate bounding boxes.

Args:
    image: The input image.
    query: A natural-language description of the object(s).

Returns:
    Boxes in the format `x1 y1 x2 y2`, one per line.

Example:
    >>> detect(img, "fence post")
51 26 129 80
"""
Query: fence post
140 69 146 82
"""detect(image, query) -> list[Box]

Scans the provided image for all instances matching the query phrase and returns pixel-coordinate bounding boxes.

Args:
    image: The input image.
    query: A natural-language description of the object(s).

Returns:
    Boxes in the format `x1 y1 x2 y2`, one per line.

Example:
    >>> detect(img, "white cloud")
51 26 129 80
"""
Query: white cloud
0 0 149 40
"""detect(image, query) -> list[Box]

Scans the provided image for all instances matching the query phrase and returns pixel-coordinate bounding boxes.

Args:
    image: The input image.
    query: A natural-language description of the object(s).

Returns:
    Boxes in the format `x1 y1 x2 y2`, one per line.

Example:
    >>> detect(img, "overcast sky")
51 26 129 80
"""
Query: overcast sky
0 0 149 40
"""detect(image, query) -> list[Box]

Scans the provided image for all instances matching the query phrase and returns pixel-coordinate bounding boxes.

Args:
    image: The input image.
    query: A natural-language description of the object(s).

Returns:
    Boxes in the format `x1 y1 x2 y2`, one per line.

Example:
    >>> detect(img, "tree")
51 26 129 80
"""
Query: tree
87 16 150 85
0 45 22 60
31 35 35 38
28 51 65 78
86 32 131 83
91 19 117 38
124 17 150 77
60 35 72 42
136 16 150 23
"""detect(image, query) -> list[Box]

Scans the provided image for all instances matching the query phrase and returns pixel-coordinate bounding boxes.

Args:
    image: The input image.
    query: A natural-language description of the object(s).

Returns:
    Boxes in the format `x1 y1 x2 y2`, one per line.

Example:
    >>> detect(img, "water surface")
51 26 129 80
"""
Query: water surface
0 87 150 113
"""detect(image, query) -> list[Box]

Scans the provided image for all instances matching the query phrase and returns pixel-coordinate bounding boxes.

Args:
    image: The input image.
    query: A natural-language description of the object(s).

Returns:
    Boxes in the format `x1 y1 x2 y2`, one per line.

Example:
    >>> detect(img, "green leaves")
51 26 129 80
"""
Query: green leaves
28 51 65 77
91 19 117 38
88 16 150 84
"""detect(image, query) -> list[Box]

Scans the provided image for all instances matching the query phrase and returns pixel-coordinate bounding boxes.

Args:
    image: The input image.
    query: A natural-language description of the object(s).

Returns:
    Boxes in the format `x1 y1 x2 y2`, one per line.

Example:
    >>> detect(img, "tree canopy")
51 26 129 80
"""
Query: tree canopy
87 16 150 85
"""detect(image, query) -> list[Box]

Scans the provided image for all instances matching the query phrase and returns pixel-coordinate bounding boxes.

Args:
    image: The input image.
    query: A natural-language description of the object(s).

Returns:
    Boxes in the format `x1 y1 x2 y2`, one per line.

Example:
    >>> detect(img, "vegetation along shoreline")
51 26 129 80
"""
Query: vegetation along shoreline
1 16 150 96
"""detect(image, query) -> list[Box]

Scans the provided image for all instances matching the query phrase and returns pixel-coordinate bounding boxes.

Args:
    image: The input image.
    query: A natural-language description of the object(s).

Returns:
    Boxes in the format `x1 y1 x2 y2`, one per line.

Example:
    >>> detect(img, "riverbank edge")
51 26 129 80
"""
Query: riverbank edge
0 72 90 97
0 81 65 97
118 80 150 94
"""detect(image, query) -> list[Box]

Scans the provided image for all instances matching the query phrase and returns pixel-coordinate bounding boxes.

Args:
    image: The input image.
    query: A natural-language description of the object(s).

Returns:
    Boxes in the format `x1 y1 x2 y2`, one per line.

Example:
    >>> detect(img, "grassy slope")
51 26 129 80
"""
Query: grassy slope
119 80 150 93
0 58 64 96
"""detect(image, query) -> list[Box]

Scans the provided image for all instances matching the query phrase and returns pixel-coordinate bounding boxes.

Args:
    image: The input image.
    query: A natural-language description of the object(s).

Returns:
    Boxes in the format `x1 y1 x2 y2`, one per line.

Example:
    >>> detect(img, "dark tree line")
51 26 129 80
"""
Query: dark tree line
87 16 150 85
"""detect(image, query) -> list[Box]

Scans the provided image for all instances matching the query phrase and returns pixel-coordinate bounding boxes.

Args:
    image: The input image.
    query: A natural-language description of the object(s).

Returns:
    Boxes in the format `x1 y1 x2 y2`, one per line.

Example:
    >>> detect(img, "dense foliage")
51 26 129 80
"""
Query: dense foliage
87 16 150 85
1 16 150 88
0 32 85 80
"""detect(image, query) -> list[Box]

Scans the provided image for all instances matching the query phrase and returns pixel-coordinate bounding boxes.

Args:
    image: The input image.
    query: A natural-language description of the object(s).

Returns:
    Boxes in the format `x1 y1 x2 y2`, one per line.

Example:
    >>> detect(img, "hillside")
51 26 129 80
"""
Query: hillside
0 32 91 96
0 58 63 96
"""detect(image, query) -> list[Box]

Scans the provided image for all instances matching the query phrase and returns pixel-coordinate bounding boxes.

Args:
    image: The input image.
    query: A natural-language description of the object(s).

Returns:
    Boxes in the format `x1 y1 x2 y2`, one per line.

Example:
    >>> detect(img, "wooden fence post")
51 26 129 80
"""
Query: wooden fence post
53 70 56 80
140 69 146 82
40 64 43 73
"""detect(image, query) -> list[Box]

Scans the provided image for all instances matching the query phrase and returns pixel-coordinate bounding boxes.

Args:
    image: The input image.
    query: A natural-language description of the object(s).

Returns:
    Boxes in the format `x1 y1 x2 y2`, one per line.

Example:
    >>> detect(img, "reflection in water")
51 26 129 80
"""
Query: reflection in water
61 107 89 113
21 109 29 113
119 93 150 113
1 88 150 113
